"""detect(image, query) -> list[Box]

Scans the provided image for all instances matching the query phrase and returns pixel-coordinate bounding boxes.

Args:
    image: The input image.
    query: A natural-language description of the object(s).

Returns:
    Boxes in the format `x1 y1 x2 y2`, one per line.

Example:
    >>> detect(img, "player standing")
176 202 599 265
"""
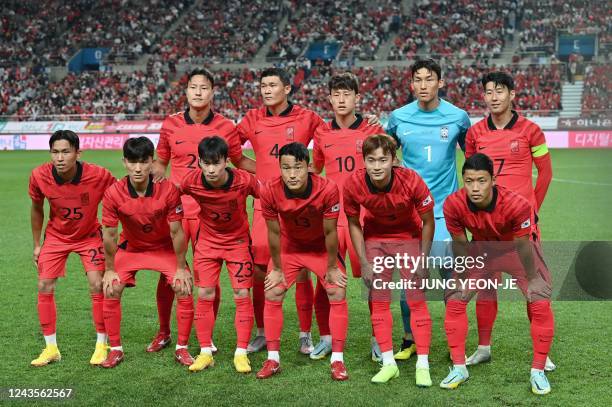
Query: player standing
151 68 255 353
441 153 554 395
344 134 435 386
255 142 349 381
100 137 194 368
386 59 471 360
464 71 554 370
180 136 257 373
29 130 115 367
311 72 384 361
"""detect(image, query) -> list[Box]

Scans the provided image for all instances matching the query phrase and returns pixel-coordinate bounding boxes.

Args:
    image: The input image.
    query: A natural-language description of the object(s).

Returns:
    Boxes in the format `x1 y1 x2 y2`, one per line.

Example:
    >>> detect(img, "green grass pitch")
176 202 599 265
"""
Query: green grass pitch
0 149 611 406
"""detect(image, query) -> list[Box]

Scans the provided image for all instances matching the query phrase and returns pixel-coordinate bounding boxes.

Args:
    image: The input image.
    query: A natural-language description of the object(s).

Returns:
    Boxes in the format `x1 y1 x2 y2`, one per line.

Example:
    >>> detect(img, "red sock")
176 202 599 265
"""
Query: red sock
234 297 254 349
314 279 330 336
444 299 468 365
213 284 221 319
253 279 265 329
528 300 554 370
91 293 105 334
264 299 283 351
329 300 348 352
475 300 498 346
370 300 393 353
37 292 56 336
103 297 122 347
176 297 194 346
156 277 174 336
408 300 431 355
295 280 313 332
195 298 215 347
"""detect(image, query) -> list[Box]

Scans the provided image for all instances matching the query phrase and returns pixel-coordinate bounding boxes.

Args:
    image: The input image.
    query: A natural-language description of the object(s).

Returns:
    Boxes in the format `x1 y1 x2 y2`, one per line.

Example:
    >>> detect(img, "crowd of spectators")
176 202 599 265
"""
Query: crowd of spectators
582 64 611 118
268 0 401 61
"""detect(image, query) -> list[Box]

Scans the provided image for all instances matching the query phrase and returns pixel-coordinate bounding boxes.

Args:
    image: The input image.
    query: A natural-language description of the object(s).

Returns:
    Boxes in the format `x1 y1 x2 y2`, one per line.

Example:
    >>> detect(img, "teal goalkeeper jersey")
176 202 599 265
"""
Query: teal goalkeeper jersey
387 99 471 218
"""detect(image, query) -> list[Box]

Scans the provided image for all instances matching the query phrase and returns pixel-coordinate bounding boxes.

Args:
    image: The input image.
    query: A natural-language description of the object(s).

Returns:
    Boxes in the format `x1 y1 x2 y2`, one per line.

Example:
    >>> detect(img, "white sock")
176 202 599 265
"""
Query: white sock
299 331 310 339
200 347 213 355
531 368 544 374
371 336 377 344
110 346 123 351
176 344 188 350
330 352 343 363
454 364 469 376
320 335 332 344
477 345 491 353
416 354 429 369
257 328 265 336
96 333 107 344
44 334 57 346
381 351 396 366
268 351 280 362
235 348 247 356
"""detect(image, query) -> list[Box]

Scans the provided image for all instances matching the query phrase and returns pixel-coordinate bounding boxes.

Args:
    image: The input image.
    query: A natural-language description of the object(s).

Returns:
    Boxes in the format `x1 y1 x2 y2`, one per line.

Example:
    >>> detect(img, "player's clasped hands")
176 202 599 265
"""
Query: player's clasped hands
172 268 192 296
326 266 347 288
102 270 121 297
264 267 285 291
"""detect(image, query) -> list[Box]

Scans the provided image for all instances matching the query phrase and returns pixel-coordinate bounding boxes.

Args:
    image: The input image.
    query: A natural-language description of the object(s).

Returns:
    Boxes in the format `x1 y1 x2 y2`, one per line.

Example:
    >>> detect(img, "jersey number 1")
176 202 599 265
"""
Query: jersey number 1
424 145 432 162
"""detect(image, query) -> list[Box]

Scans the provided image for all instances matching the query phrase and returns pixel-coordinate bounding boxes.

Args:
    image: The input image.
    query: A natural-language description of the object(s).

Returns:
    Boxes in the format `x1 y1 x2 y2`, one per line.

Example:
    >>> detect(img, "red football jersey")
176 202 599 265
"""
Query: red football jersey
443 185 533 241
102 177 183 252
313 115 384 227
260 174 340 253
29 161 115 243
343 167 434 241
237 103 324 210
157 109 243 218
180 168 258 249
465 112 547 209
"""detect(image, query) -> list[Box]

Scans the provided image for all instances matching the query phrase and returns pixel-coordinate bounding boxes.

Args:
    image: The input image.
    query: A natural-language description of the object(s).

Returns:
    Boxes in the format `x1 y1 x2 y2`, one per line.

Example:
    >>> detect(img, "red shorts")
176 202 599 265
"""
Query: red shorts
193 244 254 289
115 248 188 287
269 251 346 290
182 217 200 250
338 224 361 278
365 239 426 302
251 209 270 266
37 231 105 279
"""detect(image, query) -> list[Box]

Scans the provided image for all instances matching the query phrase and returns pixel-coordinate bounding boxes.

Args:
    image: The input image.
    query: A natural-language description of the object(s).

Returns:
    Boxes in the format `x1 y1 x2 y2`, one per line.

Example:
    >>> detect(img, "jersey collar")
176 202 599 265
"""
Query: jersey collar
283 173 313 199
365 168 394 193
467 186 498 213
266 102 293 117
487 110 519 131
184 108 214 125
331 114 363 130
201 168 235 190
127 174 154 198
52 161 83 185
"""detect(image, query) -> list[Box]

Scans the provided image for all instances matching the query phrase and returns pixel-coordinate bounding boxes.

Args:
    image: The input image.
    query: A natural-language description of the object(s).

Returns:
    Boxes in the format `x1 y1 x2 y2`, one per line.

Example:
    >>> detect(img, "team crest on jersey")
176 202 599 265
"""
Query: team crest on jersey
286 126 295 140
229 199 238 211
356 139 363 154
80 192 89 206
440 126 449 142
422 195 433 207
511 140 520 153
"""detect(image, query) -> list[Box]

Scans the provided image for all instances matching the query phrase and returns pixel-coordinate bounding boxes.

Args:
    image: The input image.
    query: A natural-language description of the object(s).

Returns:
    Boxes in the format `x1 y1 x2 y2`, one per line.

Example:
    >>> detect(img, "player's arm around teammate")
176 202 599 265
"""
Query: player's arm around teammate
29 130 115 367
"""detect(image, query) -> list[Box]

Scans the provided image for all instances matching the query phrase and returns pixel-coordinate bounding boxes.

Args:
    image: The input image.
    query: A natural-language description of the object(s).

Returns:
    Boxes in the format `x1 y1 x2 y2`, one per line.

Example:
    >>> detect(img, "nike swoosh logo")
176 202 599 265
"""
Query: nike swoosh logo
49 197 61 200
175 140 186 144
255 130 264 134
478 146 486 150
534 380 543 391
325 144 334 148
403 131 412 136
444 375 458 384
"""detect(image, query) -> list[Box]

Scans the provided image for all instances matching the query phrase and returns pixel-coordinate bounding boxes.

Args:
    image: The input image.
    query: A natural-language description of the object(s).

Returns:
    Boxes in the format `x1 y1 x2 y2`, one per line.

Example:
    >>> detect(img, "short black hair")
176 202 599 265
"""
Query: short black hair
328 72 359 94
278 142 309 164
260 67 291 87
198 136 228 162
49 130 79 150
481 71 514 91
123 137 154 161
410 58 442 80
462 153 494 177
188 67 215 88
